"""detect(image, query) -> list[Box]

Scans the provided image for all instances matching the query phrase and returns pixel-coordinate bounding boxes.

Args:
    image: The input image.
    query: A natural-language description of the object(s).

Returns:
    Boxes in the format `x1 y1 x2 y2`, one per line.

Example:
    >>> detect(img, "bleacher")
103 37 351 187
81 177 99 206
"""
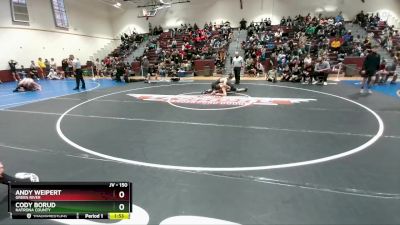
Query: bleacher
145 30 223 61
245 24 341 73
144 32 187 64
143 28 229 76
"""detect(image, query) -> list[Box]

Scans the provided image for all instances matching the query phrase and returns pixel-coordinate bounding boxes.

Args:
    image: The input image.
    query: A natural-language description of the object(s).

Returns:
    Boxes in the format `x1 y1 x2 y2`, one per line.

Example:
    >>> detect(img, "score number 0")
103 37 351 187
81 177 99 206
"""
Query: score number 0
118 191 125 211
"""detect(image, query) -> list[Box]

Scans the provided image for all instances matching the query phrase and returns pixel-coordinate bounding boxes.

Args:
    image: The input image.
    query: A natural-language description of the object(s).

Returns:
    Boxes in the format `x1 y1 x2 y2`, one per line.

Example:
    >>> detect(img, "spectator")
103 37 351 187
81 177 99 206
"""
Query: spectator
142 56 150 77
281 64 291 81
287 16 293 27
374 59 387 84
95 58 102 77
67 57 74 77
61 58 68 77
17 65 28 79
8 59 20 81
386 36 393 51
50 58 57 70
256 61 265 78
172 39 177 49
115 60 125 82
47 69 62 80
302 55 314 84
313 57 331 85
290 63 302 82
37 58 46 78
335 11 344 23
44 59 51 75
266 66 277 82
381 53 398 84
343 31 353 43
240 18 247 30
330 37 342 52
158 62 167 79
29 60 39 80
280 16 286 26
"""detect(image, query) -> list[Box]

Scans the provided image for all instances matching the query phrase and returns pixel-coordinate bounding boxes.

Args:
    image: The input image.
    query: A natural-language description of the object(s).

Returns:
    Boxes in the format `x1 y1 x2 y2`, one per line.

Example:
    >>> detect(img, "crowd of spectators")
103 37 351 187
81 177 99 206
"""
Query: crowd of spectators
140 21 233 80
241 13 349 84
4 32 145 84
117 32 146 58
92 32 146 82
6 55 87 91
241 11 398 86
354 11 400 53
7 57 65 82
149 23 164 35
3 12 398 86
354 11 399 86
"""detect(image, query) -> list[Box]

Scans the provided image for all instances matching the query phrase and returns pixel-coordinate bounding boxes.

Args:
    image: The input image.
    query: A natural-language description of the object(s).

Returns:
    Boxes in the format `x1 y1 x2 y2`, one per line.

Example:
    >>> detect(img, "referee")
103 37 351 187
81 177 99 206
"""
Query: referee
360 46 380 94
72 55 86 90
232 51 244 85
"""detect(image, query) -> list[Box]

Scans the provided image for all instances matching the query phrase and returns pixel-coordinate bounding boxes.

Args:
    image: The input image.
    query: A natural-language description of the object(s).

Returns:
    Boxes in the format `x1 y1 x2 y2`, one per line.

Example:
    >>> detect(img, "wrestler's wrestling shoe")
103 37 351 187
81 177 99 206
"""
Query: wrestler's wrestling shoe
15 172 40 182
201 89 213 94
236 87 248 92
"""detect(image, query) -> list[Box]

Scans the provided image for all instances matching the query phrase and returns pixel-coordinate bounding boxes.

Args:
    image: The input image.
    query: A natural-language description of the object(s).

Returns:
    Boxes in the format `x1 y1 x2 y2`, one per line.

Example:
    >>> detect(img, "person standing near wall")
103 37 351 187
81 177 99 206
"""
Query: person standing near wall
95 58 102 77
67 57 74 77
50 58 57 71
142 56 150 78
44 59 51 76
232 51 244 85
8 60 20 82
360 46 381 94
72 55 86 90
240 18 247 30
37 58 46 79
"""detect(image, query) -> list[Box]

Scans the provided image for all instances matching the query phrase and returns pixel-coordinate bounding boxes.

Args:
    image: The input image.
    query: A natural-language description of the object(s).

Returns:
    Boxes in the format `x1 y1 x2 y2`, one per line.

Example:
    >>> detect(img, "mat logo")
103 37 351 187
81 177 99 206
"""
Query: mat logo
128 94 317 106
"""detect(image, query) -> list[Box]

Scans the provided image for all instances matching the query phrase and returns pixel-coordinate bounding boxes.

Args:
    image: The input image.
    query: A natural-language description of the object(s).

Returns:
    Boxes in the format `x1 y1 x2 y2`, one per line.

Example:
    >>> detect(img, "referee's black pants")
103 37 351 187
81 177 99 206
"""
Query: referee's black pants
74 69 86 89
1 173 29 185
234 67 241 84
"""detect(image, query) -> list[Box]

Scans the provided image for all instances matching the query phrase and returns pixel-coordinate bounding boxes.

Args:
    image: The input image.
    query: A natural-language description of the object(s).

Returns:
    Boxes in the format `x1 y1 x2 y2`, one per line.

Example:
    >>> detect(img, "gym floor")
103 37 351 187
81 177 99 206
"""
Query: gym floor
0 79 399 225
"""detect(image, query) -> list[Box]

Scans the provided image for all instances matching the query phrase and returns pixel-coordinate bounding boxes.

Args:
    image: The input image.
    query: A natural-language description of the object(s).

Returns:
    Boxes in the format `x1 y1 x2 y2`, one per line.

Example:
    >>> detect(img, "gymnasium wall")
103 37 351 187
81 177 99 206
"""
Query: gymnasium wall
111 0 400 35
1 0 399 73
0 0 116 71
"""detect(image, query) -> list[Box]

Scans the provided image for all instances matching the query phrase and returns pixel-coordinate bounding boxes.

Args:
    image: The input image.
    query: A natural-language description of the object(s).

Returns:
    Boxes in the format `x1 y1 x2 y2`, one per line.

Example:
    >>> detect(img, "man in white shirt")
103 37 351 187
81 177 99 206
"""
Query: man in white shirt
50 58 57 70
256 62 265 78
47 69 62 80
72 55 86 90
95 58 102 76
313 57 331 85
232 52 244 84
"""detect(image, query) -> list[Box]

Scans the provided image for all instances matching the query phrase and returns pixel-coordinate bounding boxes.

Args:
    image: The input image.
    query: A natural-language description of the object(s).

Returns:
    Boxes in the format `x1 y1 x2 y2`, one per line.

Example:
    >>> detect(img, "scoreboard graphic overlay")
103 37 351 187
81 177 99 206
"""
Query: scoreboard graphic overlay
8 182 132 220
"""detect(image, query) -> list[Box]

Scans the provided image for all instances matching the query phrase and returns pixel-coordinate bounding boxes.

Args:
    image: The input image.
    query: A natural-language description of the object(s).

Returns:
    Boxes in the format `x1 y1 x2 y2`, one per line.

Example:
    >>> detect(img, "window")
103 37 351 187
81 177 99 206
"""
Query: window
51 0 68 28
10 0 30 23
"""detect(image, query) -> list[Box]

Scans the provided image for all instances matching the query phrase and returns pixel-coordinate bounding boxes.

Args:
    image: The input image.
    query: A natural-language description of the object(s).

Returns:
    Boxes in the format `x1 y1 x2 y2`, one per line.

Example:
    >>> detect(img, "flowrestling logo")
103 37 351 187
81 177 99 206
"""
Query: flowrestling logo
128 94 317 108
